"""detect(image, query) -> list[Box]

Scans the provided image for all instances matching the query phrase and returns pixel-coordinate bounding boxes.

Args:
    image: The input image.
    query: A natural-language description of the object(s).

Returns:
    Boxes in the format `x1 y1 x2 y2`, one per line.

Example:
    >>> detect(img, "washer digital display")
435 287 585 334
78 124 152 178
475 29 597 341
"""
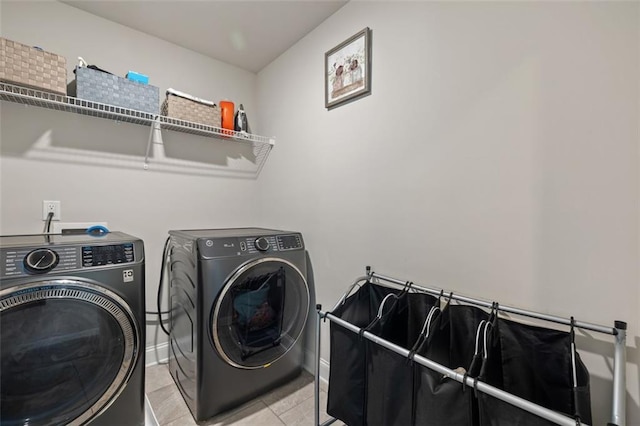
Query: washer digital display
82 243 134 267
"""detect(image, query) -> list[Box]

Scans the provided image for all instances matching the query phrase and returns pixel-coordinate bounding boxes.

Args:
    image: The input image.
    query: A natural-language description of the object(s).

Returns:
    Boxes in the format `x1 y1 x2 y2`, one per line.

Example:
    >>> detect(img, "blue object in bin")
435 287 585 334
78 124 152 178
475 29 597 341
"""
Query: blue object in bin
126 71 149 84
86 225 110 236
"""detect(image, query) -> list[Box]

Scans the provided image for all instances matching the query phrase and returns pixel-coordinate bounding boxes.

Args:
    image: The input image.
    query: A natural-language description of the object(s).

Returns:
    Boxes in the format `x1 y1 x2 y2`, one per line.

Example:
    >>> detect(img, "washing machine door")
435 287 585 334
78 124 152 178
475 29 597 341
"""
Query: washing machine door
212 257 310 369
0 279 139 426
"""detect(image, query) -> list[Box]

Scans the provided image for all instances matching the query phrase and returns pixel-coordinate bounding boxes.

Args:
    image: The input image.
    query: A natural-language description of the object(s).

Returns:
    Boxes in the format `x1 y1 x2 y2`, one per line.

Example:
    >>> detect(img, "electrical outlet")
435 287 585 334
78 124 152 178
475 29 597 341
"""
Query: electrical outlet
42 200 61 221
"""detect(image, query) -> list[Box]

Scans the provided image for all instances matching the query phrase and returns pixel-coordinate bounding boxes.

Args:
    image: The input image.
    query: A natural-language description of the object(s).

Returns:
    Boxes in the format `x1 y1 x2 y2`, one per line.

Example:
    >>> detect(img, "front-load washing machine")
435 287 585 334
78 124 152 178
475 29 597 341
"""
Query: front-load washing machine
168 228 312 421
0 232 145 426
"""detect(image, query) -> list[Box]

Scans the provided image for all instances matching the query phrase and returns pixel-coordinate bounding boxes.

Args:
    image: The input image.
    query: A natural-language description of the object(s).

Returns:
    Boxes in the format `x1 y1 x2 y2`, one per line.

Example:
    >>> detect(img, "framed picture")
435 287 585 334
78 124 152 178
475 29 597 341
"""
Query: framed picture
325 27 371 109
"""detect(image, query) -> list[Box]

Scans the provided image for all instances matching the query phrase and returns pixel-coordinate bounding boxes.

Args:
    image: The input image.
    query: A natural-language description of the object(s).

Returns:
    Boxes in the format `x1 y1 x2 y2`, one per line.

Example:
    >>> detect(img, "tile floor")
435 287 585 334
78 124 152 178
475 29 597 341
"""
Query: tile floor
145 363 345 426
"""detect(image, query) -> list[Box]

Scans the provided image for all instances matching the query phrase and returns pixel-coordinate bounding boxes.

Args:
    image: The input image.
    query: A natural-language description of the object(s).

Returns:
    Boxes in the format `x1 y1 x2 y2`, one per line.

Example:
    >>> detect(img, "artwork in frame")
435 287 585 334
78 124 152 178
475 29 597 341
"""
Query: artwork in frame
325 27 371 109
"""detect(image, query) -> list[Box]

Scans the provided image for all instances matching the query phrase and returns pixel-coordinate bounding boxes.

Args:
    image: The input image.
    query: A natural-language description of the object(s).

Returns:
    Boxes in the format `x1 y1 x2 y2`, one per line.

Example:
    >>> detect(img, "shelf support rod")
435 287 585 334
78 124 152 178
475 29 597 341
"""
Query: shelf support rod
144 115 162 170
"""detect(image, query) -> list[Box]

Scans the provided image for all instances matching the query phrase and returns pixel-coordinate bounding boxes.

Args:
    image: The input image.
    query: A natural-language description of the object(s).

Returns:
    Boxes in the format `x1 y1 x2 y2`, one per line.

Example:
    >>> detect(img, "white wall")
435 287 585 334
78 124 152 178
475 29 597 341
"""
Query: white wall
0 0 261 352
1 0 639 423
256 2 640 424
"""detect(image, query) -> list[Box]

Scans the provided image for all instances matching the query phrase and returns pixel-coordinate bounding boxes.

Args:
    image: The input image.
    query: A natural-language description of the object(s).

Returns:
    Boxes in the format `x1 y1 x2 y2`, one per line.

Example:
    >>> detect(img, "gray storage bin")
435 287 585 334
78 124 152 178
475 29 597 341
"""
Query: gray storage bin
67 66 159 114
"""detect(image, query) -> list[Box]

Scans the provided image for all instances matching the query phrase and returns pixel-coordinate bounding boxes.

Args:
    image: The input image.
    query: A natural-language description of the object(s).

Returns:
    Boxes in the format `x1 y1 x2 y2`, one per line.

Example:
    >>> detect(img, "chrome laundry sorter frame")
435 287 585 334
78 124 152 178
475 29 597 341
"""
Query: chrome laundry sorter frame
313 267 628 426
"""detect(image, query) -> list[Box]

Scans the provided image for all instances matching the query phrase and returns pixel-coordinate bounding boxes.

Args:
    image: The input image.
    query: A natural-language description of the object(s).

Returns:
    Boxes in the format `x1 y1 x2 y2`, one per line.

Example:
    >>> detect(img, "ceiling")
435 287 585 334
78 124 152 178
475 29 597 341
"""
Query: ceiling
61 0 348 73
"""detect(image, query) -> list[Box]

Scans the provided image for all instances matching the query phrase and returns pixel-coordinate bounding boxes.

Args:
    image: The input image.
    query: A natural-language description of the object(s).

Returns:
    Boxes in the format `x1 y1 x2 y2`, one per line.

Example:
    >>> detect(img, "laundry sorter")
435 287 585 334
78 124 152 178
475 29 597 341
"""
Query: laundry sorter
313 267 628 426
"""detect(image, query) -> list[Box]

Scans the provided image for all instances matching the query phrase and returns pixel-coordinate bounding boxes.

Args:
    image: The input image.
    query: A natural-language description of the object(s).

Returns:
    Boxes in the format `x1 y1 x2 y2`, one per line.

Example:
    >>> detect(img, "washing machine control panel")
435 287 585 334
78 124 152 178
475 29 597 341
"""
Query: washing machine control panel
2 246 79 277
1 243 135 277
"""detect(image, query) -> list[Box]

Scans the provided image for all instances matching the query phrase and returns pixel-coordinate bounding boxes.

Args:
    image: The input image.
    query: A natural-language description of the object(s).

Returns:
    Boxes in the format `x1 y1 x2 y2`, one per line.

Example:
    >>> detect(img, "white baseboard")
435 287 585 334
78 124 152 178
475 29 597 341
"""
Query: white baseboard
303 347 330 389
145 341 169 367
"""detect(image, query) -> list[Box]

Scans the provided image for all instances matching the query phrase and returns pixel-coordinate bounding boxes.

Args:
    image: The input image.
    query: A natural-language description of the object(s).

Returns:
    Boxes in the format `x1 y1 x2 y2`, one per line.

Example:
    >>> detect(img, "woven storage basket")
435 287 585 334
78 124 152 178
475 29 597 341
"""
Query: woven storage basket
0 37 67 95
67 66 160 114
162 93 221 127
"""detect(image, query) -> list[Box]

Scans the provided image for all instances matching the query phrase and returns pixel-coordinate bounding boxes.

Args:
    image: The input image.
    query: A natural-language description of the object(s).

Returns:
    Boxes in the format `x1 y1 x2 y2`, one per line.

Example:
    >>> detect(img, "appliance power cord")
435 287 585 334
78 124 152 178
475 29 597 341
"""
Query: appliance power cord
42 211 54 234
155 236 171 335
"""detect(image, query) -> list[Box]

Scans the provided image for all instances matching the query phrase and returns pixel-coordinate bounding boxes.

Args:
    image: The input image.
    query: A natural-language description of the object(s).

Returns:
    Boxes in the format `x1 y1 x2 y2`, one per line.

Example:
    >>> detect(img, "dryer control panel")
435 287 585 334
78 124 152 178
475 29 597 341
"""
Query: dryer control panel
197 233 304 258
243 233 303 254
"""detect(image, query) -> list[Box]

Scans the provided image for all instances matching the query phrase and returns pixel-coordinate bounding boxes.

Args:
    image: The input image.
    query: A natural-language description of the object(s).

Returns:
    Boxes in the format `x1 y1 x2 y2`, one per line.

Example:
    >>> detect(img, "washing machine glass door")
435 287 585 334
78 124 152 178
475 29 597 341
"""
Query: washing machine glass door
212 257 310 369
0 279 139 426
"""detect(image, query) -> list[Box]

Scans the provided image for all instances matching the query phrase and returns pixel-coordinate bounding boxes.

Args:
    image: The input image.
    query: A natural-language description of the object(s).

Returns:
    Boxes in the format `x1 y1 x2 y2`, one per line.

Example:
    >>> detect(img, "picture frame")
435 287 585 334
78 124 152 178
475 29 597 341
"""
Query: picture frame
325 27 371 109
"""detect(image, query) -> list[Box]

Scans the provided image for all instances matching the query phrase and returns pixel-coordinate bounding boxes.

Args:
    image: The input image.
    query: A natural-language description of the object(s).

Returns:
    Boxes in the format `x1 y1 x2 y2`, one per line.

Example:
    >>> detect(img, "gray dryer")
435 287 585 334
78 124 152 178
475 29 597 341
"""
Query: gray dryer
167 228 312 422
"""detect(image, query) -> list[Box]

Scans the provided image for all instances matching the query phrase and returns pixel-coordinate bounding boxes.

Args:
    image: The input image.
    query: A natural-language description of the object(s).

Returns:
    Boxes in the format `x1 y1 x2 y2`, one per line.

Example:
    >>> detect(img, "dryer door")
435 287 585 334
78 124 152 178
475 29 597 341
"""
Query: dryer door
0 279 139 426
212 257 310 369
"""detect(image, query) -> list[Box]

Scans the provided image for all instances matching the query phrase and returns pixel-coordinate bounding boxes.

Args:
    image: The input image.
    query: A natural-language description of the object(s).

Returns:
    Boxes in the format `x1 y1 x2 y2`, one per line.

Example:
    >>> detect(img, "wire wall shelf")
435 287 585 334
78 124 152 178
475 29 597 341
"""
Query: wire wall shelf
0 82 275 177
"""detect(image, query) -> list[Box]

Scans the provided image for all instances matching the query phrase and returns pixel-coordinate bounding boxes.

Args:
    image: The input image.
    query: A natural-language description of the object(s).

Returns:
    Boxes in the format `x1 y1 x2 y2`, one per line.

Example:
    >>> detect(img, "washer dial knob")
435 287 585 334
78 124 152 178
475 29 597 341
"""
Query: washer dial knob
254 237 270 252
24 248 59 274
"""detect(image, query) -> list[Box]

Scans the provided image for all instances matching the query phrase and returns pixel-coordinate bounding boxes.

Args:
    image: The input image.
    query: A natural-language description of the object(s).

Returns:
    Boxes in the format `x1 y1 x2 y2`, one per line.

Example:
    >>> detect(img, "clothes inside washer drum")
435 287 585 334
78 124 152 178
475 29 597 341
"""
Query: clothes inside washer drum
232 268 285 353
233 285 272 326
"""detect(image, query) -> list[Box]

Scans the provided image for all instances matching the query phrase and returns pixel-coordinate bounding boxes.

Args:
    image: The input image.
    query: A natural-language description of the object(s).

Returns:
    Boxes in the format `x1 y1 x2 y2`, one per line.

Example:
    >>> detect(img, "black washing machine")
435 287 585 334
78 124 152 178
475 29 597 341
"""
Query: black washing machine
0 232 145 426
168 228 312 421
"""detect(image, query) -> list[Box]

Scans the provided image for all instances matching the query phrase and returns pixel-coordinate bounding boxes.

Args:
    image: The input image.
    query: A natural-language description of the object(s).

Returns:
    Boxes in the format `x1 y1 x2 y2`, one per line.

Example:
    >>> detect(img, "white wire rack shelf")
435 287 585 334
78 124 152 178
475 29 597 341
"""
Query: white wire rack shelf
0 82 275 176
